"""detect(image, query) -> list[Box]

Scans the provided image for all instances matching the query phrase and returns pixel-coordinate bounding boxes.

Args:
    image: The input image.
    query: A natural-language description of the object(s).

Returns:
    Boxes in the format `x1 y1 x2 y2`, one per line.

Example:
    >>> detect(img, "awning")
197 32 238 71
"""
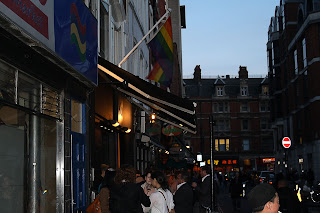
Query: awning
98 57 196 134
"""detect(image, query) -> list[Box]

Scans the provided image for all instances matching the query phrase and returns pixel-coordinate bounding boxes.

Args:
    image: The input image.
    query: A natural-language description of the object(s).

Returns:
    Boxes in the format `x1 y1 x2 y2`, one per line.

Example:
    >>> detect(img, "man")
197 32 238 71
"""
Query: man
229 171 243 212
247 183 279 213
92 164 109 193
192 165 212 213
174 170 194 213
277 179 300 213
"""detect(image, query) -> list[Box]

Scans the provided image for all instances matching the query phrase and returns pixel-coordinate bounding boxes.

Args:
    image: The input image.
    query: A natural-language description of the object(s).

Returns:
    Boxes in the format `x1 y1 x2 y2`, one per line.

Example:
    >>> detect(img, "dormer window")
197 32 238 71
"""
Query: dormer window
241 86 248 96
216 86 224 96
262 86 269 96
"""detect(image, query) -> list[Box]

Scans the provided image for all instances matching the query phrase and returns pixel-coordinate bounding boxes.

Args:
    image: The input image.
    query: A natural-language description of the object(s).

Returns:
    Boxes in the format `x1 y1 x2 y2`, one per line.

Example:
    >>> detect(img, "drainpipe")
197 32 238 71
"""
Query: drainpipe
28 88 41 213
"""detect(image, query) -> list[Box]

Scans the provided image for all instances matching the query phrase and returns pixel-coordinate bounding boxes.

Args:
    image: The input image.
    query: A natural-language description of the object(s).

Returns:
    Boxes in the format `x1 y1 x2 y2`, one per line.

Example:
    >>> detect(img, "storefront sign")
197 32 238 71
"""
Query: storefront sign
0 0 98 85
162 125 182 136
217 159 237 165
262 158 275 163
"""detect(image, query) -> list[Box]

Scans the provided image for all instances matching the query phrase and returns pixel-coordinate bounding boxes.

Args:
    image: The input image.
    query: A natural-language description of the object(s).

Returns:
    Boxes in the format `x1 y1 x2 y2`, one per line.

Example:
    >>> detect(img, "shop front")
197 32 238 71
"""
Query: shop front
0 0 97 212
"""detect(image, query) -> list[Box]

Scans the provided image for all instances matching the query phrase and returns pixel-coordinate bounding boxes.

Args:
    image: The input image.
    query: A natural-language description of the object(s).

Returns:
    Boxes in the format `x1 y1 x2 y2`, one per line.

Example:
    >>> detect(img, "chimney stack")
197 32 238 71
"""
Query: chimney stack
226 75 230 79
239 66 248 79
193 65 201 83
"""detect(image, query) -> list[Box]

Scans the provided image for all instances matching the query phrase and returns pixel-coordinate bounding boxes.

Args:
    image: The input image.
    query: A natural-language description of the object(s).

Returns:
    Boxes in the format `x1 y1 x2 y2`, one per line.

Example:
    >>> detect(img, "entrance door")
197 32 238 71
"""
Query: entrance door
71 132 86 213
71 98 86 213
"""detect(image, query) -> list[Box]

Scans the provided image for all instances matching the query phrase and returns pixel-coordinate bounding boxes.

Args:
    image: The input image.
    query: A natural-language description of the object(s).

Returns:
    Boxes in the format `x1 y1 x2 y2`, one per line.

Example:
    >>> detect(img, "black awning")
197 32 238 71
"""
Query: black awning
98 57 196 134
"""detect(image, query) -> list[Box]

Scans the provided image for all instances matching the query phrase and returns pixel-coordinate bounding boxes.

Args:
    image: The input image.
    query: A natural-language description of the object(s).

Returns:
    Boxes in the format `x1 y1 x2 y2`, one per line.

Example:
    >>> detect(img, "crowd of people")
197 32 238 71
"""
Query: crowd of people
90 164 214 213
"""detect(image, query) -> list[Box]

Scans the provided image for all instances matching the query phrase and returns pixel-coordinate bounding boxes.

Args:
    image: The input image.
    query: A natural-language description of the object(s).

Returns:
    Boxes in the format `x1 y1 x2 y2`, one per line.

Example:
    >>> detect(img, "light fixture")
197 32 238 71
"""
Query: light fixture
150 113 156 123
111 121 120 127
125 128 131 133
197 153 202 162
186 145 190 149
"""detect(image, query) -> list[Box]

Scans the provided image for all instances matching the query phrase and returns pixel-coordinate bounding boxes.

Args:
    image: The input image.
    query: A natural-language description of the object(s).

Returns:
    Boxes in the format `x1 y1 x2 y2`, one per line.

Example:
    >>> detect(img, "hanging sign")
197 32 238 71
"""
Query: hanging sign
162 125 182 136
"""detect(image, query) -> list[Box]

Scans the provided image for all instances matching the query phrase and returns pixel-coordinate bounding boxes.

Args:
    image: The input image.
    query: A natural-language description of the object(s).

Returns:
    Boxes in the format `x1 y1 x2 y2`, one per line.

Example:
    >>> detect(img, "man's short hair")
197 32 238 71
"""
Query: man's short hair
247 183 277 212
175 170 190 182
200 165 211 174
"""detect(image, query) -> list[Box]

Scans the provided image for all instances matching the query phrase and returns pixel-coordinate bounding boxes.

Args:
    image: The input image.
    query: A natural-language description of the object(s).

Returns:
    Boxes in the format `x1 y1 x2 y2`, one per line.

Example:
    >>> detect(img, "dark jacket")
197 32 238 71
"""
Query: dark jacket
195 175 212 208
174 182 194 213
277 187 300 213
109 182 150 213
229 177 243 198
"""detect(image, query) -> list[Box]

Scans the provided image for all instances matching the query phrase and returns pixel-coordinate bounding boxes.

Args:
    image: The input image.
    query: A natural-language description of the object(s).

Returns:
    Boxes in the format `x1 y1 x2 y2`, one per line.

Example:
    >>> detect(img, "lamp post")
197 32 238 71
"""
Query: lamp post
209 115 216 212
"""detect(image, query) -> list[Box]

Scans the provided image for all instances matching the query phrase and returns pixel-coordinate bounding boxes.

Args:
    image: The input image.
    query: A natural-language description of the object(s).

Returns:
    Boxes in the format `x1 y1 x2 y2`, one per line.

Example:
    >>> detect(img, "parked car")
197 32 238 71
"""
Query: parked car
258 171 275 185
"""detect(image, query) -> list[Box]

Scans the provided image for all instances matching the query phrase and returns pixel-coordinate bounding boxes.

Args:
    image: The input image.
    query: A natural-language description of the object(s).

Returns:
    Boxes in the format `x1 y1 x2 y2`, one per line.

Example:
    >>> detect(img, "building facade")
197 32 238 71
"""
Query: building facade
268 0 320 182
184 66 274 173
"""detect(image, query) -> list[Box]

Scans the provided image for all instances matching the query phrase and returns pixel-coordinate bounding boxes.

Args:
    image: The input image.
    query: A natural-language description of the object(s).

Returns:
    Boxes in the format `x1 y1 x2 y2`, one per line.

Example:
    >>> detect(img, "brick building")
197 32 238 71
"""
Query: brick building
184 66 274 173
268 0 320 182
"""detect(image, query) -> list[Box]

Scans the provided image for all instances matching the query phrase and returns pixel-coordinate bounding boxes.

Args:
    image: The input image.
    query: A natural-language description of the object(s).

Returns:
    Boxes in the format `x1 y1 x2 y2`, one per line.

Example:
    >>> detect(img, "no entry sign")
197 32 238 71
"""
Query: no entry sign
282 137 291 148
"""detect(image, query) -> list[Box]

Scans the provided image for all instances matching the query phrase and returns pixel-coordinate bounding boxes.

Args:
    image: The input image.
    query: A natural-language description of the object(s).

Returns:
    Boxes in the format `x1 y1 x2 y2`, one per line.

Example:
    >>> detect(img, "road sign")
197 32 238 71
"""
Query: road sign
282 137 291 148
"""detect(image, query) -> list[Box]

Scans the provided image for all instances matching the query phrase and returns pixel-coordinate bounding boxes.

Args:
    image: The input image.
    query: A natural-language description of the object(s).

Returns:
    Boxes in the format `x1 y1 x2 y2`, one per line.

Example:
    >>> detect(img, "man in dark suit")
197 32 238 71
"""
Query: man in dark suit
192 165 212 213
174 170 194 213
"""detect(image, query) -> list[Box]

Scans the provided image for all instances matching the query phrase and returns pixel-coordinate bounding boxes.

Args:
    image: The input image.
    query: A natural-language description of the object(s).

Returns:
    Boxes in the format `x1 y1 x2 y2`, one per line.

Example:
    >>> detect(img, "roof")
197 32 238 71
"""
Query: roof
184 77 268 98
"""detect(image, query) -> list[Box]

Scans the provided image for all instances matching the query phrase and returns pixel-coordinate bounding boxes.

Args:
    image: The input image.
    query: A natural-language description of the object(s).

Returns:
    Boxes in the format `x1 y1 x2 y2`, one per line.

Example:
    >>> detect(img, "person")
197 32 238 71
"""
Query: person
192 165 212 213
247 183 279 213
109 167 150 213
141 170 156 212
229 171 243 212
173 170 193 213
144 170 175 213
136 169 145 184
277 179 300 213
99 169 116 213
92 164 110 193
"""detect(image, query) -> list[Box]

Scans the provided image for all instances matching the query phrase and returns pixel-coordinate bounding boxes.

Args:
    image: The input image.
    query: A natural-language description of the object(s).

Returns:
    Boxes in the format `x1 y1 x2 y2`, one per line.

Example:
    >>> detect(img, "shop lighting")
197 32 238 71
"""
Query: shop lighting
186 145 190 149
111 120 120 127
125 128 131 133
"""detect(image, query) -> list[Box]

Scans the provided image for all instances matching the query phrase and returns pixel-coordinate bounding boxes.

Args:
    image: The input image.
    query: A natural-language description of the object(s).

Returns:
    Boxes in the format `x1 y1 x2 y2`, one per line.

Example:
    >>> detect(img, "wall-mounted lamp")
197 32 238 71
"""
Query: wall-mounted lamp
150 113 156 123
111 120 120 127
125 128 131 133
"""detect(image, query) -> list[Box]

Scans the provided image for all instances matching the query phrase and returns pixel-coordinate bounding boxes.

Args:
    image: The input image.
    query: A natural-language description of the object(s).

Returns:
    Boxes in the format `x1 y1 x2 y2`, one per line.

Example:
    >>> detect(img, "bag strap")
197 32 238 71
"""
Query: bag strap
158 190 170 213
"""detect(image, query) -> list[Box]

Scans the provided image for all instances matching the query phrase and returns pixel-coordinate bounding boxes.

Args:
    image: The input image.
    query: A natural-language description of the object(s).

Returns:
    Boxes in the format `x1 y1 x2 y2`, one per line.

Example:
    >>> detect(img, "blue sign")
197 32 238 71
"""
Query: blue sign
54 0 98 85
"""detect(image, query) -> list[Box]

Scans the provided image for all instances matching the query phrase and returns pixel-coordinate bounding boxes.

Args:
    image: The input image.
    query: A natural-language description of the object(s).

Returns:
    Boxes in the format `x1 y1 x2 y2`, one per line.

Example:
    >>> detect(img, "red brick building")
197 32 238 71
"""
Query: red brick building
184 66 274 173
268 0 320 182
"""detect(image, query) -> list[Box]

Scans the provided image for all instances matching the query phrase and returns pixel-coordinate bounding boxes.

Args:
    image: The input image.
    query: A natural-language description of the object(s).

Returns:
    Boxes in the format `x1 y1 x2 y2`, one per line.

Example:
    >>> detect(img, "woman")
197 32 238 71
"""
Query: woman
145 171 175 213
109 167 150 213
141 170 156 213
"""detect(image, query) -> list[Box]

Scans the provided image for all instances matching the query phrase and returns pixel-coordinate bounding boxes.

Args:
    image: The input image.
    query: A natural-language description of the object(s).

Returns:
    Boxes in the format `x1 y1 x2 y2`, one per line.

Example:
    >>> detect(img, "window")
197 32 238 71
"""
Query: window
214 102 228 113
215 139 230 151
262 86 269 95
302 38 307 68
241 102 249 112
216 87 223 96
243 139 250 151
261 119 268 129
294 49 298 75
242 120 249 130
260 101 269 112
241 86 248 96
214 120 230 131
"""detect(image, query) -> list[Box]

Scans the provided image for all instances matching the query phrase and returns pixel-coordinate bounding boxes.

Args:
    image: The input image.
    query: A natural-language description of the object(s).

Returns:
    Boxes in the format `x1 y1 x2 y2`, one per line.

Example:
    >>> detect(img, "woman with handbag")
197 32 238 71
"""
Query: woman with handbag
144 171 175 213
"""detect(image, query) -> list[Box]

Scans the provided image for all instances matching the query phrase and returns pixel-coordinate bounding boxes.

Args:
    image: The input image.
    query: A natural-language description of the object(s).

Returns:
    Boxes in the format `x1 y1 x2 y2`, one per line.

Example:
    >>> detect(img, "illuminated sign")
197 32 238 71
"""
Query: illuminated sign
262 158 275 163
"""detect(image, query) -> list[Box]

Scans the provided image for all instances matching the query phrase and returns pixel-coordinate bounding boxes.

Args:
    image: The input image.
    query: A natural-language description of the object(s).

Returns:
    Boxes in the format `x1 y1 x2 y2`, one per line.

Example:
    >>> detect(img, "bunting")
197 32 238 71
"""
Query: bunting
147 16 173 87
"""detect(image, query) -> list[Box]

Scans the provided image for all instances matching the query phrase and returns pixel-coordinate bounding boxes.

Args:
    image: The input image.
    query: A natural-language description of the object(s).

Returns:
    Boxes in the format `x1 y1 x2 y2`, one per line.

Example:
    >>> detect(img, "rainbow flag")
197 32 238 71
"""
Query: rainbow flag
147 17 173 87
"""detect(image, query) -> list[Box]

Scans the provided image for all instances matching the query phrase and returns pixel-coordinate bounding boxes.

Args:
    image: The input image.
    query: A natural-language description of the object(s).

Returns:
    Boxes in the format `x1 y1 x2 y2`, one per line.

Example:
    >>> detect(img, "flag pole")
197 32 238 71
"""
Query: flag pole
118 8 171 67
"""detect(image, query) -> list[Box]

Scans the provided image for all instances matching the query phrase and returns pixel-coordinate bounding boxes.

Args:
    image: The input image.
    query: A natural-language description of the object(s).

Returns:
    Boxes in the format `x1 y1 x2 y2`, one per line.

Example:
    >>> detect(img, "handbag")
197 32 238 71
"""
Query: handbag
87 195 101 213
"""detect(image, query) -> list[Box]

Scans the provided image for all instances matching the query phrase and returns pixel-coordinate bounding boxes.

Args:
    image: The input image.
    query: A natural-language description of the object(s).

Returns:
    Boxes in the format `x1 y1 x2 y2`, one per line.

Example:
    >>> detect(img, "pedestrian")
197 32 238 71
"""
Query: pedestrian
92 164 110 193
136 169 145 184
99 169 116 213
141 170 156 213
173 170 193 213
144 170 175 213
192 165 212 213
229 171 243 212
109 167 150 213
247 183 279 213
277 179 301 213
